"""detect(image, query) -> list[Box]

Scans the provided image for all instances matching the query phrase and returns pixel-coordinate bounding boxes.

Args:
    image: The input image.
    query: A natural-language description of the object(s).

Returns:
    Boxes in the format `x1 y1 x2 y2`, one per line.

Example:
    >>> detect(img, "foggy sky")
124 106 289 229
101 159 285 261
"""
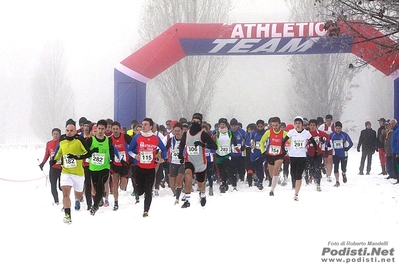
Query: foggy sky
0 0 393 144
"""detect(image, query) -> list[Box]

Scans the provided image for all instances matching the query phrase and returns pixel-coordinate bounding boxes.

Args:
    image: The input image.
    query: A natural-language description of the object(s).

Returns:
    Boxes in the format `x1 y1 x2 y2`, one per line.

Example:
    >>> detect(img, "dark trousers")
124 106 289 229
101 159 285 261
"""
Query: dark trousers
49 167 61 203
359 151 373 173
290 157 307 188
135 167 156 212
230 156 246 182
333 156 348 173
245 148 254 186
217 157 232 186
253 157 265 185
155 162 166 189
386 155 396 177
309 155 323 185
130 165 139 201
206 161 214 188
84 166 92 207
283 157 290 177
91 169 110 208
394 155 399 179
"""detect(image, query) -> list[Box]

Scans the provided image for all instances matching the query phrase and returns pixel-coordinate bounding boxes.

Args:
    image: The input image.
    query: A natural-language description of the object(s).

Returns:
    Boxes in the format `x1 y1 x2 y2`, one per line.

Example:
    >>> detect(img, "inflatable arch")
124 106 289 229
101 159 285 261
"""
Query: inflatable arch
114 22 399 127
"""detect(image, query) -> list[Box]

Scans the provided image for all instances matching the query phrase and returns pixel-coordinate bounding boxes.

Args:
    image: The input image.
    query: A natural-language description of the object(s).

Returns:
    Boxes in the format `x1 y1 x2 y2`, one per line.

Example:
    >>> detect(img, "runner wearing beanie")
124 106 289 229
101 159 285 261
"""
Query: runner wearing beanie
78 117 87 135
282 116 317 201
230 118 247 184
318 114 335 182
52 119 94 223
330 121 353 187
307 119 330 191
249 119 267 190
245 123 256 187
178 113 217 208
214 118 239 192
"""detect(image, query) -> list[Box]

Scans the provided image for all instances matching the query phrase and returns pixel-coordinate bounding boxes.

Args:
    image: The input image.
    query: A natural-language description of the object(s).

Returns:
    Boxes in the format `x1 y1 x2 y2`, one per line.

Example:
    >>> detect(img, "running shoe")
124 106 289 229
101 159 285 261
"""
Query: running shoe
63 214 72 224
103 199 109 207
200 194 206 207
74 200 80 211
208 187 214 196
181 200 190 208
89 206 98 216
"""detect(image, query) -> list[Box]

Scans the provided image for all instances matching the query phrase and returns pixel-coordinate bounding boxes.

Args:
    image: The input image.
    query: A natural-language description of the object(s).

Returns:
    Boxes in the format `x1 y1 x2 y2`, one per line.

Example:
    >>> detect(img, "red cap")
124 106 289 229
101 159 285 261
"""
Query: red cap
286 123 294 131
170 120 178 127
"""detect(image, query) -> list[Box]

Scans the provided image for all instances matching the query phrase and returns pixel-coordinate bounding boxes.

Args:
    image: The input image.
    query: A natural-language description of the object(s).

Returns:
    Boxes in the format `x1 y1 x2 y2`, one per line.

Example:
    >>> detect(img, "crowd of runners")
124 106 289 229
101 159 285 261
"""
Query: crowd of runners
38 113 399 224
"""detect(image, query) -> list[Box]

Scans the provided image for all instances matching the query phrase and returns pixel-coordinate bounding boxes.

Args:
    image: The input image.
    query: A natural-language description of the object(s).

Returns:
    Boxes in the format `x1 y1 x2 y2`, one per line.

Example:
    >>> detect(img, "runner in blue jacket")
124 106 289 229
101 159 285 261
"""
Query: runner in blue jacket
330 121 353 187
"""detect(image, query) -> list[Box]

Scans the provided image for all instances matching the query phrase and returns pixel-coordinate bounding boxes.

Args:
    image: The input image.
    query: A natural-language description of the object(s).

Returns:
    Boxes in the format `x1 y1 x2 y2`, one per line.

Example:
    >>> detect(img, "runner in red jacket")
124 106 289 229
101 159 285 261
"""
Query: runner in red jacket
39 128 62 205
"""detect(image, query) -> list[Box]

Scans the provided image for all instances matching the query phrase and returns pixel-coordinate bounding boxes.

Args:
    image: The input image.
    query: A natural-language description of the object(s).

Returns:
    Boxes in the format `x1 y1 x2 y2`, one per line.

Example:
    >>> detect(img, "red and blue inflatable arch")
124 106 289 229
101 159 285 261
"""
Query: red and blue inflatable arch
114 22 399 127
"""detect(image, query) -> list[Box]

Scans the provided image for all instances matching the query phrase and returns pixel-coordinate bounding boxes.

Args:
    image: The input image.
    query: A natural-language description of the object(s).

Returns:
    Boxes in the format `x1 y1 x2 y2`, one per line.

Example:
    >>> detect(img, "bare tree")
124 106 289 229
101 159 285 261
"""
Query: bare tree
315 0 399 72
139 0 232 120
286 0 359 120
30 40 75 141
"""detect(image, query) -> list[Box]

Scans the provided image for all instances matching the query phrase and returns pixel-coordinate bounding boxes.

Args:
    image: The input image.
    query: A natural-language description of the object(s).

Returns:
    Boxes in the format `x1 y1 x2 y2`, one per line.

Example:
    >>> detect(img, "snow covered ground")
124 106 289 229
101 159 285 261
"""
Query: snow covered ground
0 145 398 265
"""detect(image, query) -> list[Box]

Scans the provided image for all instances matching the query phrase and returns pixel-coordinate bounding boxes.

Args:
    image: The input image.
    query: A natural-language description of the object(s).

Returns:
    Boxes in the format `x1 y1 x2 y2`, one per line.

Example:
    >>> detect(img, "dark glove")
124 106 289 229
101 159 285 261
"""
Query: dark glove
357 148 360 152
178 155 184 164
38 162 45 171
91 147 99 153
282 149 287 156
281 143 287 155
67 154 79 159
344 147 350 151
326 142 331 148
49 160 56 167
194 141 205 148
376 148 379 152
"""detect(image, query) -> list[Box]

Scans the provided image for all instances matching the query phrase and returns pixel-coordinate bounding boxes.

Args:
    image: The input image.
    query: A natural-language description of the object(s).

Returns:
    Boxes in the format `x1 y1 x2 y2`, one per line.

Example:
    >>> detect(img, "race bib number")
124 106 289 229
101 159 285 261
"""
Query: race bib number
63 155 77 169
293 139 305 150
91 153 105 166
333 140 343 149
114 151 126 163
187 145 199 156
140 151 153 164
269 145 281 155
218 145 230 156
171 149 179 160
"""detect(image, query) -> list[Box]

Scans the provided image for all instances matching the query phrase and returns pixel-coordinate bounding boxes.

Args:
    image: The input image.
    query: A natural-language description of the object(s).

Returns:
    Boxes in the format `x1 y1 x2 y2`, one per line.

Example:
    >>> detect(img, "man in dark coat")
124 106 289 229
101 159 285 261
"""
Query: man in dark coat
376 118 387 175
357 121 377 175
